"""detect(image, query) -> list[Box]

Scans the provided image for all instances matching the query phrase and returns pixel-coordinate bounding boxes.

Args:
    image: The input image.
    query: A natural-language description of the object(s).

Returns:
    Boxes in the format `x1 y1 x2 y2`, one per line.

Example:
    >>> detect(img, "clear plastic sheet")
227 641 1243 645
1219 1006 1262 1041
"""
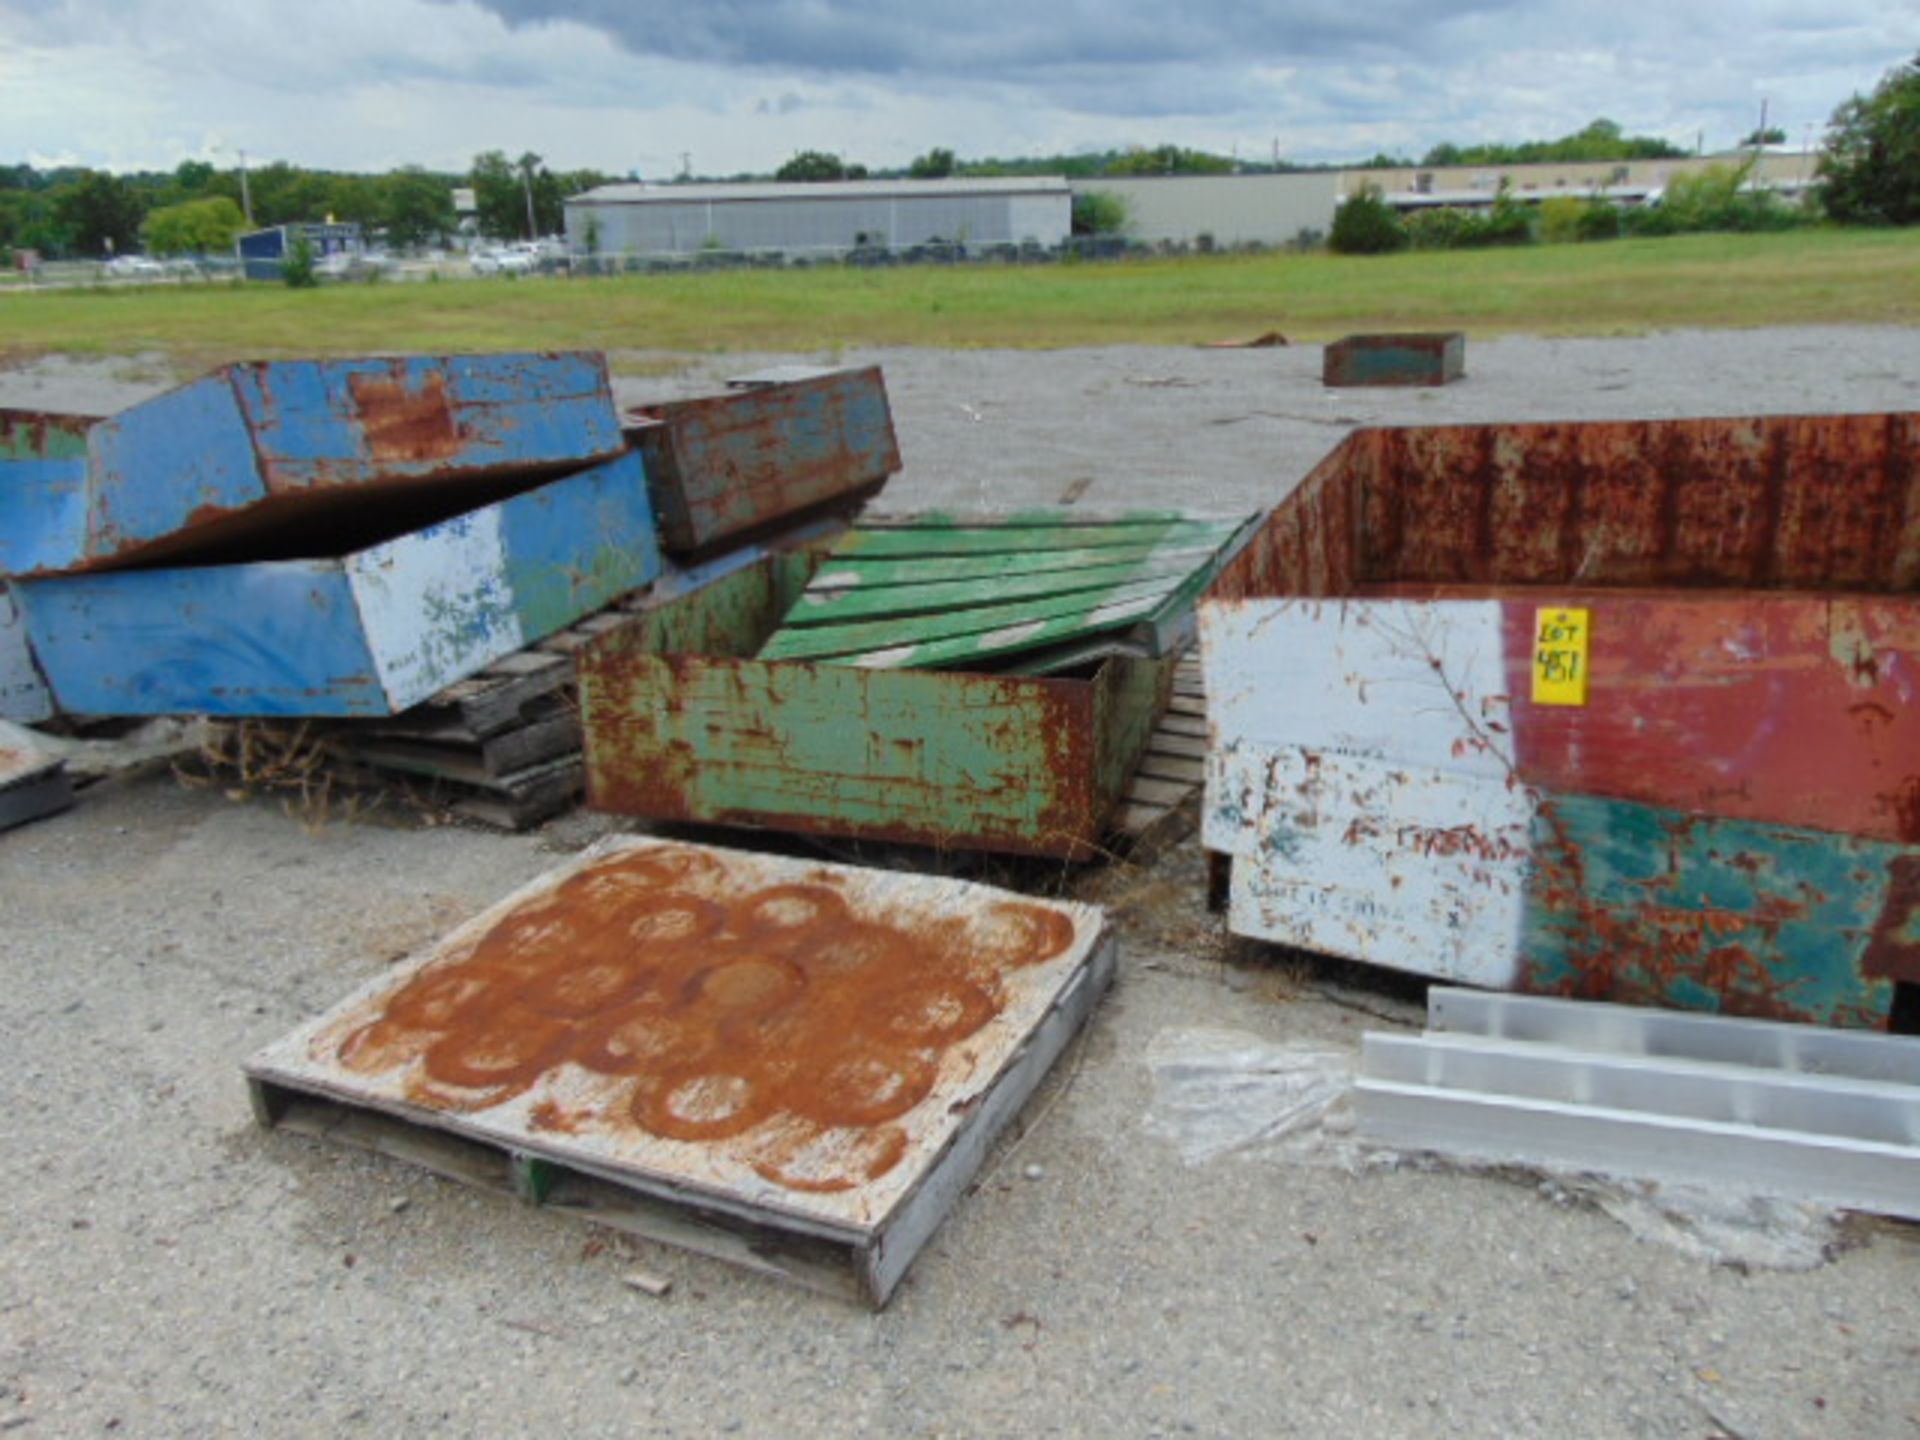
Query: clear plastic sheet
1143 1026 1844 1269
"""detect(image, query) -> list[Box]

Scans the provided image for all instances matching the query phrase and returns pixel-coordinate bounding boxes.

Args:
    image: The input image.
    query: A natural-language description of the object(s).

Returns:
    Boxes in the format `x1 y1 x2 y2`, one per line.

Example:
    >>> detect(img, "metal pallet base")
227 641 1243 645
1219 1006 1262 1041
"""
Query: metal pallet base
1356 988 1920 1219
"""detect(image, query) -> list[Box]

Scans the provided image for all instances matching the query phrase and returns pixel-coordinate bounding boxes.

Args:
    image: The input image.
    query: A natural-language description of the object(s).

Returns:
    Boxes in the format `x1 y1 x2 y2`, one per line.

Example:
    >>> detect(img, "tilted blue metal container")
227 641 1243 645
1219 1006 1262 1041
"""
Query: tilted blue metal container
13 450 662 718
0 352 625 579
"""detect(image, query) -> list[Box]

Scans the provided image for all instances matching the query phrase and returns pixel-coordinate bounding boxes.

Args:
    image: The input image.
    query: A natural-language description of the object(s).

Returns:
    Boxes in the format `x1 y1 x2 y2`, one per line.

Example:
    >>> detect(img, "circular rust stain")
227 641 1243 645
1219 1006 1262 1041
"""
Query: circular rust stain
516 954 655 1019
750 1121 910 1193
861 976 999 1046
971 902 1077 969
633 1067 769 1141
334 1018 435 1074
736 884 851 947
383 966 508 1030
560 847 724 908
572 1005 716 1076
621 891 727 946
464 907 582 977
790 922 911 982
789 1046 936 1128
422 1006 573 1090
684 954 806 1016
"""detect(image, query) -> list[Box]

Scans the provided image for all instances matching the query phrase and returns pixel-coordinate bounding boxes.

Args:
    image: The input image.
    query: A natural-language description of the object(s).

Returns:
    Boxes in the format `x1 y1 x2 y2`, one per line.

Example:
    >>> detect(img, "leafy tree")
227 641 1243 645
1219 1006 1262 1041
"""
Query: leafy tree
282 230 318 288
1071 190 1130 235
381 167 456 249
909 147 956 179
775 150 867 182
142 196 247 255
470 150 523 239
1420 119 1685 168
1106 145 1233 176
470 151 568 239
0 189 66 258
1743 126 1788 146
52 171 146 256
1820 53 1920 224
157 159 219 207
1329 185 1408 254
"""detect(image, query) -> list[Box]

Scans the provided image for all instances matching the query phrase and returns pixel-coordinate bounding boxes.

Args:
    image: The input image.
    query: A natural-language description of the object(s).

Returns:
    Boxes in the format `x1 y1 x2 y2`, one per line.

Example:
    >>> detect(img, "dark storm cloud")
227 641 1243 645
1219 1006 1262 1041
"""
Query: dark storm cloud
450 0 1523 79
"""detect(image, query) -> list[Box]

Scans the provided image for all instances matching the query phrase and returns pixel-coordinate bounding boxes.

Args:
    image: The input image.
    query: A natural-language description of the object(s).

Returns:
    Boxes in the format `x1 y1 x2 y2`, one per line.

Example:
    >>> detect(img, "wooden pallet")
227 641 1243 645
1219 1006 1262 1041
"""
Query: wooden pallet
0 748 73 832
246 836 1115 1306
1108 653 1207 858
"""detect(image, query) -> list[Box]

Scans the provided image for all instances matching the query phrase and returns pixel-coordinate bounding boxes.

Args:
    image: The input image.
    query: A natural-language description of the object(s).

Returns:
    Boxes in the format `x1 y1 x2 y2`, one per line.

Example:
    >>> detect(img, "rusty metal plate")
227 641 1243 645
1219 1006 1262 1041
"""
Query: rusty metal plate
246 837 1108 1262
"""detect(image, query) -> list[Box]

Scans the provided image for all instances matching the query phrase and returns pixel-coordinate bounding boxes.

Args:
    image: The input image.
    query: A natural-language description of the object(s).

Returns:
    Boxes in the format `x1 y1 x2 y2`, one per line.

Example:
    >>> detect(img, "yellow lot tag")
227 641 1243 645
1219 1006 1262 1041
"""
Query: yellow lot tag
1532 607 1591 706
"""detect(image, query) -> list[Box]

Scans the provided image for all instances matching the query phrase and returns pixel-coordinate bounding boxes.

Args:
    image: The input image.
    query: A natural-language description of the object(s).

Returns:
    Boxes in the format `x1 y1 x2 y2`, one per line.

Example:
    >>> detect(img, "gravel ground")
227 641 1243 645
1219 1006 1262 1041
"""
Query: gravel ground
3 328 1920 1439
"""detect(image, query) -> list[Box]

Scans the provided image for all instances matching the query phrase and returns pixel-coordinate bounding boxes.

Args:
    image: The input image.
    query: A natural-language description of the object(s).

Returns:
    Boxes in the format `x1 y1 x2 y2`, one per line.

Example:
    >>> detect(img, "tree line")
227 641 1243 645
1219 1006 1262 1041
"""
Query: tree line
8 67 1914 267
0 152 614 262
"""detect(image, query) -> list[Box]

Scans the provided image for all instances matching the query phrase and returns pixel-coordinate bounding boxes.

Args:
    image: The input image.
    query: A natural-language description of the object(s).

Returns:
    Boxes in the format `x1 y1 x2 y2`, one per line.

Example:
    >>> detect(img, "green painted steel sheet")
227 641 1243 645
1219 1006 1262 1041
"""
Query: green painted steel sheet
1521 794 1920 1029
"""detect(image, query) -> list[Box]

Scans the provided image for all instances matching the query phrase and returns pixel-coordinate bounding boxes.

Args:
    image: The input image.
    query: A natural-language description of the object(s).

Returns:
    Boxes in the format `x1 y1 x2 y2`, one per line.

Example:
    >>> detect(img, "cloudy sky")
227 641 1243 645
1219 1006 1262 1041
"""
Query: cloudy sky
2 1 1912 177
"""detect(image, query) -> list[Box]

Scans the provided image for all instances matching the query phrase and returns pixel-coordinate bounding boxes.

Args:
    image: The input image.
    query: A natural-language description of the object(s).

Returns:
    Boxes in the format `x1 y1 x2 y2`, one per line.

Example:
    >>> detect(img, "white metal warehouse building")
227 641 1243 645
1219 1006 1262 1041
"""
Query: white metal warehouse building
566 177 1072 259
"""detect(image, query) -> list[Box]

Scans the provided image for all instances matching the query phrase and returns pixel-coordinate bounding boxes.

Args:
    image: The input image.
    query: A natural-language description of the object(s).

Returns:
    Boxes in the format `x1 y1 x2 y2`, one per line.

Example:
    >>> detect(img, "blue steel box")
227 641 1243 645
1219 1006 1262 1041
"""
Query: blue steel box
0 353 625 580
12 450 662 718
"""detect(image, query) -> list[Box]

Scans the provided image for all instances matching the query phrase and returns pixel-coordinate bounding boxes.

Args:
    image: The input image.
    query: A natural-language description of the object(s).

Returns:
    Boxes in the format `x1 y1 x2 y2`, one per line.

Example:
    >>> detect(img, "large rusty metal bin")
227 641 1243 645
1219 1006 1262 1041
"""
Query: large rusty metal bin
0 353 624 579
579 553 1174 860
1200 412 1920 1029
623 366 901 556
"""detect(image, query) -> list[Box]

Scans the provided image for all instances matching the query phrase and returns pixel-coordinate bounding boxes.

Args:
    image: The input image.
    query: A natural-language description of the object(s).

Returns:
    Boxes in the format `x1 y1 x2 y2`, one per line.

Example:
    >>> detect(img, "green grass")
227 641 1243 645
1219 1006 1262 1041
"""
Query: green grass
3 228 1916 368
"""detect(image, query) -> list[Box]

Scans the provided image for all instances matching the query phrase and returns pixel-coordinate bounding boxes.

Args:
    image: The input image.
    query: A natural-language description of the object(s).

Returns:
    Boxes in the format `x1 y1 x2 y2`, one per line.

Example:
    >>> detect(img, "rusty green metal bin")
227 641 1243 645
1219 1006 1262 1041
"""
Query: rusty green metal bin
578 552 1174 860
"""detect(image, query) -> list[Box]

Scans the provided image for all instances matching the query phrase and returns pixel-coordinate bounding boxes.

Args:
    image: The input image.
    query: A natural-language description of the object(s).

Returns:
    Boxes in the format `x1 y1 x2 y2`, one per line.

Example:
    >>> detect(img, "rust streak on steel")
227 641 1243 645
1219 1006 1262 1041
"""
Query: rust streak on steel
345 368 464 466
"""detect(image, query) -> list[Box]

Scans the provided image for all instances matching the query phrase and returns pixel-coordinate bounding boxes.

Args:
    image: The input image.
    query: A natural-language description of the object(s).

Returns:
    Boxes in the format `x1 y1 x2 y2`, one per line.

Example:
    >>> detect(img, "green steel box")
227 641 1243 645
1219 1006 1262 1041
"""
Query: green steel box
1323 332 1465 388
578 552 1174 860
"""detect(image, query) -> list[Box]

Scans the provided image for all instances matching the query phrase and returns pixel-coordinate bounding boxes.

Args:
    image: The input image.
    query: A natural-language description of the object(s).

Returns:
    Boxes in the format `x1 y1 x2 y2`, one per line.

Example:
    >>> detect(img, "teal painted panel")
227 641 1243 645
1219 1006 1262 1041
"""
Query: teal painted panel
1520 794 1912 1028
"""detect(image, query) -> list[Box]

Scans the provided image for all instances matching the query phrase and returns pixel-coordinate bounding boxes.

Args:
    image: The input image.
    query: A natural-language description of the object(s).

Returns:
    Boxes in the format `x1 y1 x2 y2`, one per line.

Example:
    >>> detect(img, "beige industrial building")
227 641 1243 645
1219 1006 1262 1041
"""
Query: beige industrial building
566 177 1071 259
1066 173 1342 248
1341 149 1820 208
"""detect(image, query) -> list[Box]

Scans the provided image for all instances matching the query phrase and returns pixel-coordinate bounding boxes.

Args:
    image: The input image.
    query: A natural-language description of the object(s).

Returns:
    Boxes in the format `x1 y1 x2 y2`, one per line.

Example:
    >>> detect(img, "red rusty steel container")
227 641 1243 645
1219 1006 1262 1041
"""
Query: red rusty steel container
623 366 901 556
1200 411 1920 1029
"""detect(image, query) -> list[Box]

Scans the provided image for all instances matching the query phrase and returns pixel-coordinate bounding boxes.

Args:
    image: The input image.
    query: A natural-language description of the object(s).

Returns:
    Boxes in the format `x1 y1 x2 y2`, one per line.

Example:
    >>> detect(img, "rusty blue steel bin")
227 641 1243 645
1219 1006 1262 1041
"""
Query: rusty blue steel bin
0 353 625 579
14 449 662 718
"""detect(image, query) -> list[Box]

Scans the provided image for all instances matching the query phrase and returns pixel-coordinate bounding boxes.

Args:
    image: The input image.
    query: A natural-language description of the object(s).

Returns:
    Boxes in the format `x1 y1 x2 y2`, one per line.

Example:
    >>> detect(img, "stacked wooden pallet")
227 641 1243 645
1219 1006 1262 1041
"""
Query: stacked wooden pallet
0 746 72 832
318 608 610 829
1110 652 1207 857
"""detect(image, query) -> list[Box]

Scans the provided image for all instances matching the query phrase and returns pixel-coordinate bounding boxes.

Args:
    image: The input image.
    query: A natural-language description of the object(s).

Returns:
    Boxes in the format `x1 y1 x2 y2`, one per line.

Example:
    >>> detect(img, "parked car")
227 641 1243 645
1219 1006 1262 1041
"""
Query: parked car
470 247 537 276
103 255 166 278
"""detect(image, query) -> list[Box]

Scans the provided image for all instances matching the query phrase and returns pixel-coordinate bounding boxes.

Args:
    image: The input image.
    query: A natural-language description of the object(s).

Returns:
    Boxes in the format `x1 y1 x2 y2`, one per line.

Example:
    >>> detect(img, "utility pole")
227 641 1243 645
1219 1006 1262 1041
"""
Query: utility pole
1756 97 1769 150
522 160 537 240
680 152 692 181
238 148 253 225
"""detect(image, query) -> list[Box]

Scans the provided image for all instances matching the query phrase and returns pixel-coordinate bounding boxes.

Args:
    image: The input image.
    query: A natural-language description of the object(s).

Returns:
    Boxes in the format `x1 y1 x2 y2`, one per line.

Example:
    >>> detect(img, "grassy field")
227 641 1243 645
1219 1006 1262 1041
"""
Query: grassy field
2 228 1916 368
